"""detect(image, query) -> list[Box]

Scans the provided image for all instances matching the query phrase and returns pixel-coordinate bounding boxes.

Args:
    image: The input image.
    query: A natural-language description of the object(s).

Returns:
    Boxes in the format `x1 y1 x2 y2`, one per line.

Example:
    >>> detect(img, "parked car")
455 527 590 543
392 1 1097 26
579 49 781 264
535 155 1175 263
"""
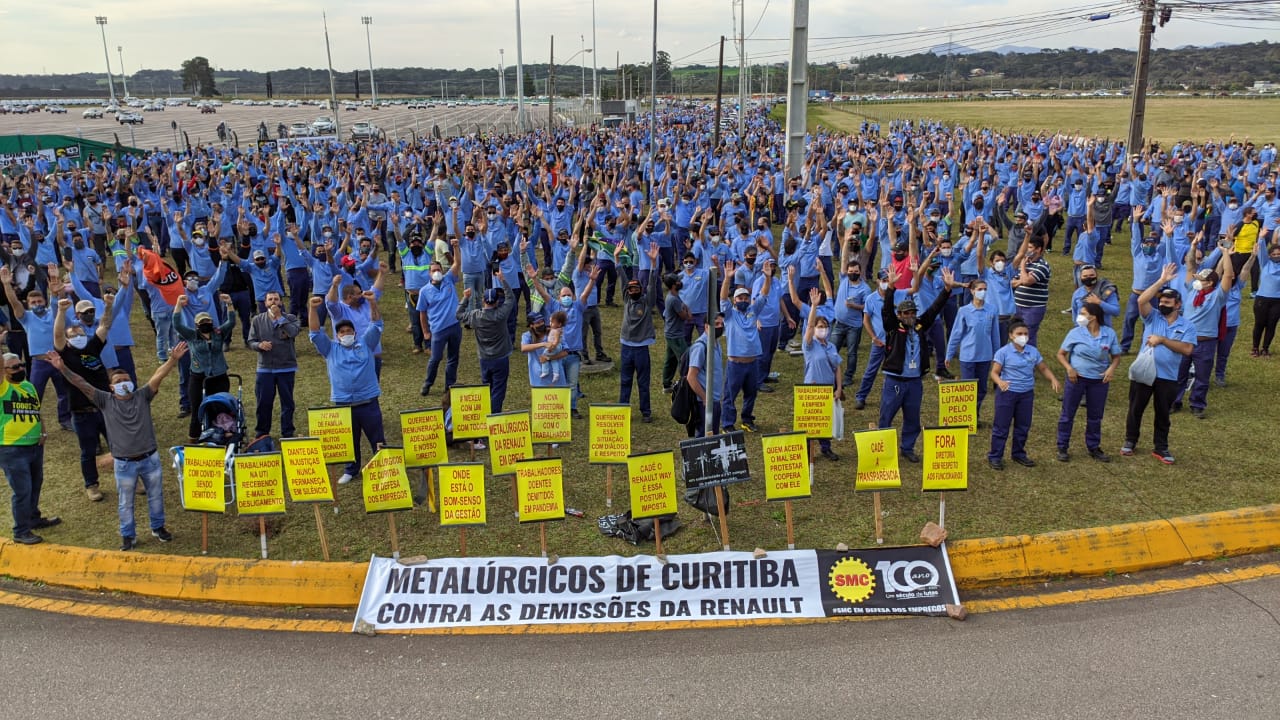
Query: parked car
287 122 314 138
46 105 67 114
349 122 379 141
117 112 144 125
199 104 216 114
310 116 336 134
82 108 103 119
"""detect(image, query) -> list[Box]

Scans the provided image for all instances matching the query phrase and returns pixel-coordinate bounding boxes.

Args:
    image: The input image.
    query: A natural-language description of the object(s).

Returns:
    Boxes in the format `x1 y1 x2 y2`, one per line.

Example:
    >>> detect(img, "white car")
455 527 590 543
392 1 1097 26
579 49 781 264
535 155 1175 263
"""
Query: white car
46 105 67 114
117 112 144 125
82 108 103 119
287 122 314 138
311 116 336 134
349 122 379 141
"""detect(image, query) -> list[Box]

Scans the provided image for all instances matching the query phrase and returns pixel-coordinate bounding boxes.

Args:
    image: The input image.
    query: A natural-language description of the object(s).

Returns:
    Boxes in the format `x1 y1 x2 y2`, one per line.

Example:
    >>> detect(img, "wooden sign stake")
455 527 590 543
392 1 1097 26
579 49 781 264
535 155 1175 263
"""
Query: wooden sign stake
606 466 614 508
312 504 331 561
258 516 268 559
784 500 796 550
388 512 401 559
714 484 731 551
867 421 885 545
653 518 664 556
427 467 437 513
459 526 468 557
939 491 947 530
201 515 209 555
539 521 548 558
511 477 519 519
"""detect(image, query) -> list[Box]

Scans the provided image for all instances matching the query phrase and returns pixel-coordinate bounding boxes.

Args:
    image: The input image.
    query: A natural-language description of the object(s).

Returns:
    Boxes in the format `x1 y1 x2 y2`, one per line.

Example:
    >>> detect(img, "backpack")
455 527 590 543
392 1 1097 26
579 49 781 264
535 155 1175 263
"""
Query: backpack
668 346 695 424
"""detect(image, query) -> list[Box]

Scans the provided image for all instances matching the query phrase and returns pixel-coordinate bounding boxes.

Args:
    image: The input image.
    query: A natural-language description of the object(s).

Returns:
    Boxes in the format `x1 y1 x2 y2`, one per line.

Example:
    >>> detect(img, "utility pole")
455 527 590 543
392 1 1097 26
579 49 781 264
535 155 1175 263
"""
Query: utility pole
549 35 555 130
118 46 130 97
592 0 599 115
323 12 341 138
1126 0 1157 154
362 16 378 105
713 36 726 149
736 0 746 143
649 0 657 201
783 0 809 179
95 17 117 104
515 0 526 130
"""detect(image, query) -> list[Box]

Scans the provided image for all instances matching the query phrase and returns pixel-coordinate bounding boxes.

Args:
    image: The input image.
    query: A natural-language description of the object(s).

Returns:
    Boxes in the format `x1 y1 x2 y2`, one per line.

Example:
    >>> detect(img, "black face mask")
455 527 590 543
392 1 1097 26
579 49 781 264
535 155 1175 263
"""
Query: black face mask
713 327 724 339
8 370 26 383
198 322 215 333
1082 277 1098 287
847 273 861 281
1157 304 1176 317
893 251 907 261
79 312 96 325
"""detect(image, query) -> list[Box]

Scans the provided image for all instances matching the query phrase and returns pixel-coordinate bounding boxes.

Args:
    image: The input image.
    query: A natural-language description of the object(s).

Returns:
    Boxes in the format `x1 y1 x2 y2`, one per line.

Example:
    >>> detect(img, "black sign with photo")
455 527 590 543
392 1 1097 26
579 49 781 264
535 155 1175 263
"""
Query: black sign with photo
816 545 961 617
680 431 751 490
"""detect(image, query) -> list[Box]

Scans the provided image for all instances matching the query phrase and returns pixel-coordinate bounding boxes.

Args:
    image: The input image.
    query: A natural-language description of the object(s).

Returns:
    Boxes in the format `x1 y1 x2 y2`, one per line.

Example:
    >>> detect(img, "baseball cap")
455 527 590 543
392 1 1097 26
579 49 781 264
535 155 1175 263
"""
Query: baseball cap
526 311 544 324
252 249 266 260
482 288 501 304
732 286 750 298
75 300 95 313
194 312 213 324
896 298 918 313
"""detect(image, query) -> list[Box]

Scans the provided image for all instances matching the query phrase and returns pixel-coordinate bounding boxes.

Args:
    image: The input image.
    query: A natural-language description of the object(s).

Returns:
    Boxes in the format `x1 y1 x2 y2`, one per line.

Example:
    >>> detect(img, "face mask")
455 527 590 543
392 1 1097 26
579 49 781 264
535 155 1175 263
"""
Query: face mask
8 370 26 383
68 335 89 350
30 305 47 316
1082 277 1098 287
714 327 725 339
1076 314 1091 328
560 296 573 308
324 231 334 239
186 279 200 291
73 240 84 250
193 237 206 248
683 262 695 270
893 251 907 261
465 231 476 239
1192 280 1205 292
1142 245 1157 256
198 322 215 334
1012 335 1029 348
814 328 829 341
942 175 951 181
1228 203 1239 210
878 281 890 291
112 380 134 396
1157 304 1176 317
337 334 357 348
973 289 987 301
847 273 860 282
431 271 444 283
929 215 941 223
1173 215 1185 224
940 249 952 258
993 261 1006 273
734 300 750 312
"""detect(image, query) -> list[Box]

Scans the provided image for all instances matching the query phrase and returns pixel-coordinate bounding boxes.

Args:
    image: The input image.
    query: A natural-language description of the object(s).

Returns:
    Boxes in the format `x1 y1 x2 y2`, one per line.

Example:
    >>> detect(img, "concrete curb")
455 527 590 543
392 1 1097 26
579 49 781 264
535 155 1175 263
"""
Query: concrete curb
1 504 1277 608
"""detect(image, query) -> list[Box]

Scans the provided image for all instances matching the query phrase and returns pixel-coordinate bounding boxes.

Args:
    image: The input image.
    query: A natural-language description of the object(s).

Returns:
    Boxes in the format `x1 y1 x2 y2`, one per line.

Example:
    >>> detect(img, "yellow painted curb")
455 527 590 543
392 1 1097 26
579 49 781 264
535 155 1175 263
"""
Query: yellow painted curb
0 504 1277 607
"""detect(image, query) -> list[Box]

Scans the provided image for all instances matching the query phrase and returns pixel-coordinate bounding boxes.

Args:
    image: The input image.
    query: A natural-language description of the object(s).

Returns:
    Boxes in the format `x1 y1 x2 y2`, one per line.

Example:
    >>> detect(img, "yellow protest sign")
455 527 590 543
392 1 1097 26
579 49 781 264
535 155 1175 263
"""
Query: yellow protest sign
401 408 449 467
625 451 678 520
761 432 812 501
923 427 970 492
233 453 287 516
279 437 335 503
530 387 572 444
486 411 533 475
181 445 226 513
450 386 491 440
588 404 631 464
307 406 355 464
938 380 978 434
437 463 487 526
854 428 901 491
514 458 565 523
361 447 414 514
793 384 834 439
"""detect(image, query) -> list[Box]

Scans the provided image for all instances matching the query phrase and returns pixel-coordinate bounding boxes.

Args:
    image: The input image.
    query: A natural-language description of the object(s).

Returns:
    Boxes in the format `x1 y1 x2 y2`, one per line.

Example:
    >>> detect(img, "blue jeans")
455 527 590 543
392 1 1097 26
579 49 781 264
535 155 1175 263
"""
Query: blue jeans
254 371 297 437
115 451 165 539
562 352 582 410
113 346 137 384
1 444 45 537
619 345 652 417
1120 292 1142 352
959 360 992 412
425 322 462 390
989 388 1034 461
856 342 886 403
480 356 510 414
1016 305 1047 347
1213 325 1238 381
153 304 174 361
721 360 759 430
829 321 862 385
72 410 107 488
1062 215 1085 253
344 400 387 477
1176 337 1217 411
755 324 780 389
878 375 923 453
30 357 72 426
461 272 485 314
1057 376 1108 451
287 267 311 318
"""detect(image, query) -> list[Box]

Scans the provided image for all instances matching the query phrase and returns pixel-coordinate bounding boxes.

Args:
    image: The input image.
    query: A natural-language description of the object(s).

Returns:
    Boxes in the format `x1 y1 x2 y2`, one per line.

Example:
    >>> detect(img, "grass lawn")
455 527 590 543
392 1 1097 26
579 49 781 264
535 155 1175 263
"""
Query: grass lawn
26 236 1280 563
801 98 1279 146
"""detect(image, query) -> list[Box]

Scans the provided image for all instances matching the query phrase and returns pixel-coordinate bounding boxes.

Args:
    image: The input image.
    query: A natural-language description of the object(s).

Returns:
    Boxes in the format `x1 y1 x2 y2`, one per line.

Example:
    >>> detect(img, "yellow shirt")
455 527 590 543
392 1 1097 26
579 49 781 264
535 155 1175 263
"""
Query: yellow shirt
1235 221 1261 255
0 378 42 446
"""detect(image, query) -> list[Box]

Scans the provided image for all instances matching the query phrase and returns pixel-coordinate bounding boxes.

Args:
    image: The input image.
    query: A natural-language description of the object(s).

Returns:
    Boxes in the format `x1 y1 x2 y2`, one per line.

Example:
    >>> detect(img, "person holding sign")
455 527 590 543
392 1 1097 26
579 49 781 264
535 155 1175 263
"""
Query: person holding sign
802 288 843 461
877 266 954 463
47 343 187 551
309 294 385 485
1055 303 1122 463
685 314 726 438
944 277 1002 417
987 320 1061 470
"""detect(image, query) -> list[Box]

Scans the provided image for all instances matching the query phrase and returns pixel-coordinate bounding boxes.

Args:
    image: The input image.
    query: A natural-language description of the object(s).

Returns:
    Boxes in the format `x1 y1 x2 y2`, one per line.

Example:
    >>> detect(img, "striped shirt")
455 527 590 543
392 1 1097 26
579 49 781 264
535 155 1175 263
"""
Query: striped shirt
1013 257 1051 309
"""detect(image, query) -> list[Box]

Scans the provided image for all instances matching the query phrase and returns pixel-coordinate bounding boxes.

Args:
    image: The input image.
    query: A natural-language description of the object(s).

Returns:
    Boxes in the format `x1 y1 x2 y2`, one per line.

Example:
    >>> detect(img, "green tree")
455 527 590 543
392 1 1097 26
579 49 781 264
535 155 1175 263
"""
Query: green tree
656 50 673 91
523 71 535 97
180 57 220 97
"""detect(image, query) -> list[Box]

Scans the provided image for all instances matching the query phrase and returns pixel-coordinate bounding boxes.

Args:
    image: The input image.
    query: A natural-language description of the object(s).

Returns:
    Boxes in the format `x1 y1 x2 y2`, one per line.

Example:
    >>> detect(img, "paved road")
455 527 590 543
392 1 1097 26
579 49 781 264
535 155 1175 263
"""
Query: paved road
3 576 1277 718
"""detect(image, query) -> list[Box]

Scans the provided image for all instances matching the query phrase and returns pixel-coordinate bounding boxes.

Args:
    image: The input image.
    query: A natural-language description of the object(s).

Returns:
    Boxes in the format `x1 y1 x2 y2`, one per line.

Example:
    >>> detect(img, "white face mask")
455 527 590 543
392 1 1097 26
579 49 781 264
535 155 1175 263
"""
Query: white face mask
68 335 89 350
193 237 206 247
973 289 987 301
1228 203 1239 210
993 260 1006 273
186 279 199 292
1192 279 1205 292
815 327 829 341
940 249 952 258
337 334 356 348
1076 314 1090 328
1013 335 1029 348
878 281 890 292
112 380 134 396
431 271 444 283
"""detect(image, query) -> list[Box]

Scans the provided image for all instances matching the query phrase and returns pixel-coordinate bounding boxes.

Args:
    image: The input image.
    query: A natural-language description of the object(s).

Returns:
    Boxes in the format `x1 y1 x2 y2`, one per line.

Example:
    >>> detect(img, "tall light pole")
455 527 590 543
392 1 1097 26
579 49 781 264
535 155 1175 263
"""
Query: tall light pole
499 49 506 100
515 0 526 130
591 0 599 114
117 46 130 97
581 35 587 103
649 0 657 201
361 16 378 105
95 16 117 104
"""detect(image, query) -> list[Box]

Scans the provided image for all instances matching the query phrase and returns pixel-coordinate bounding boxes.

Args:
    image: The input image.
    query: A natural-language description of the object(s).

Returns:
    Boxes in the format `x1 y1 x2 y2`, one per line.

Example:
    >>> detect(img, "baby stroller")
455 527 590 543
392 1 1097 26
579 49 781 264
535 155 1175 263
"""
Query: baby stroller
171 374 273 507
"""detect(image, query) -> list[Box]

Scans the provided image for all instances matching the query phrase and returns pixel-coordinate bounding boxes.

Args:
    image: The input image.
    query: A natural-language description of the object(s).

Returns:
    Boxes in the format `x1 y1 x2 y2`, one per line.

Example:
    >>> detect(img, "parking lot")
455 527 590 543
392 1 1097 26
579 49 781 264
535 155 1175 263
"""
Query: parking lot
0 100 560 151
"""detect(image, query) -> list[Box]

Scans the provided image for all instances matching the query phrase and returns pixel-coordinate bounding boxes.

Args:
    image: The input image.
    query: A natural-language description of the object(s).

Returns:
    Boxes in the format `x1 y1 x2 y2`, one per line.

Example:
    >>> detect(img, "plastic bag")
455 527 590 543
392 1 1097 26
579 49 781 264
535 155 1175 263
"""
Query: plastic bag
1128 346 1157 386
832 397 845 441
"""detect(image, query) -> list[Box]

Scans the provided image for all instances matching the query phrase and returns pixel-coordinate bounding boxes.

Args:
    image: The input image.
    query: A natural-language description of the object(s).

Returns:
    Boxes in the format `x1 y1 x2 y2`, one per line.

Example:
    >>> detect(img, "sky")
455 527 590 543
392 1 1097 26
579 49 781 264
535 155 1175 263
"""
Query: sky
0 0 1273 77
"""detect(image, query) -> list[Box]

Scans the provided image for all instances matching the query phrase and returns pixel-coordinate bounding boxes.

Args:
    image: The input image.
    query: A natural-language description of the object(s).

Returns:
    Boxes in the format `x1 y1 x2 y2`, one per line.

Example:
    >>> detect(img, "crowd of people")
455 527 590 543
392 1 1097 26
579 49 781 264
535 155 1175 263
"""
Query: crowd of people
1 104 1277 550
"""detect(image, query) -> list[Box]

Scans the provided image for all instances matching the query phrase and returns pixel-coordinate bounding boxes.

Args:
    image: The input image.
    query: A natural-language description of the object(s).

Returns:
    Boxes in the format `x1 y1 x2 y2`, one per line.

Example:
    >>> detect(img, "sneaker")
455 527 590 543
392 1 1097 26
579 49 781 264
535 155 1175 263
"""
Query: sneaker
1088 448 1112 463
662 385 673 394
151 526 173 542
552 374 560 383
472 440 486 450
641 414 653 423
765 372 781 383
820 448 840 462
900 450 921 463
1190 407 1205 419
1056 449 1070 462
13 532 43 545
85 485 104 502
1120 442 1135 457
420 382 431 396
337 473 354 485
1213 377 1226 388
177 408 191 418
853 399 866 410
120 536 136 551
596 352 613 363
935 366 954 380
757 384 774 393
1012 456 1037 467
571 409 583 419
1152 450 1175 465
739 421 758 432
32 516 62 529
1171 402 1183 413
988 458 1005 471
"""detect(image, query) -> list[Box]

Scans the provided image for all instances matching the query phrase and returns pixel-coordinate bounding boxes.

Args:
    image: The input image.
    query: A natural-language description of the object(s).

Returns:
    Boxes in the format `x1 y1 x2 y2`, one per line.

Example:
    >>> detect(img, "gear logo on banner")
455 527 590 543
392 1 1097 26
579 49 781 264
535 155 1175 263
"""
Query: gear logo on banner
828 556 875 605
